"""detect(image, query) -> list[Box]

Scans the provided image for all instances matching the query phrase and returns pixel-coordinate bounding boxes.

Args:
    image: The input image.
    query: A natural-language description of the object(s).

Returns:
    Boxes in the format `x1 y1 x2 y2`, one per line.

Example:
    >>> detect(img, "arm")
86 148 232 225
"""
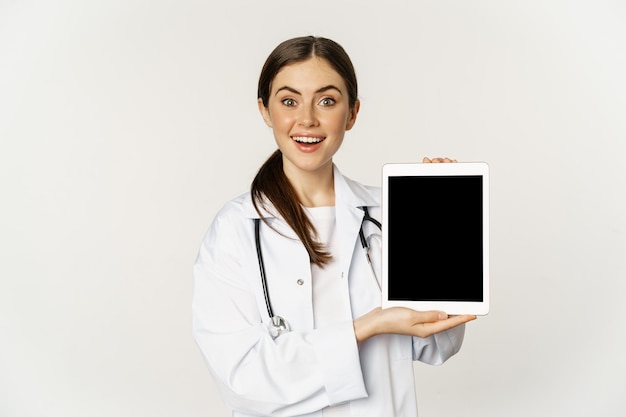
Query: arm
353 308 473 367
353 307 474 343
192 211 367 416
413 322 466 365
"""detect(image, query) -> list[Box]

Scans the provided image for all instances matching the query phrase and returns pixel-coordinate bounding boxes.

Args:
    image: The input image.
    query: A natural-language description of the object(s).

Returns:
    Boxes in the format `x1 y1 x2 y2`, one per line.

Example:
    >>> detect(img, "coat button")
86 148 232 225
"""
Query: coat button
296 279 304 286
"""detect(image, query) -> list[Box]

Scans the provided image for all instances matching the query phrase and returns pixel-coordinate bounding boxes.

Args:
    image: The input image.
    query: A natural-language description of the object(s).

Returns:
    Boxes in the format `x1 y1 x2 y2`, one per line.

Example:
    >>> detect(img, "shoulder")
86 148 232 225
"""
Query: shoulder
335 168 381 206
203 192 255 242
359 182 381 202
215 192 254 218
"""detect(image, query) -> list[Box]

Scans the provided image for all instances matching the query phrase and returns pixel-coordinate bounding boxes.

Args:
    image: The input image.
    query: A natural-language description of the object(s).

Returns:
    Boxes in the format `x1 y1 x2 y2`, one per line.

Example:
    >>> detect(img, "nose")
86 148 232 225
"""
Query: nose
297 104 319 127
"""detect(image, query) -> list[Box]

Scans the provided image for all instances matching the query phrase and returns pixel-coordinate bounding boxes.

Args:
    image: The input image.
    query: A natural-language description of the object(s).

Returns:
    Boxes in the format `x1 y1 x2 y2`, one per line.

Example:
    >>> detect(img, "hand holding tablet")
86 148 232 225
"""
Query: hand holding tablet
381 161 490 316
353 306 476 342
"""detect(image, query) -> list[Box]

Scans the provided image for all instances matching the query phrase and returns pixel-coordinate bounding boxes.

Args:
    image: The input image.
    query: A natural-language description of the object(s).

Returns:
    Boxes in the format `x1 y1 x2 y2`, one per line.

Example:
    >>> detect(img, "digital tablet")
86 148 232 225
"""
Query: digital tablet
381 162 489 316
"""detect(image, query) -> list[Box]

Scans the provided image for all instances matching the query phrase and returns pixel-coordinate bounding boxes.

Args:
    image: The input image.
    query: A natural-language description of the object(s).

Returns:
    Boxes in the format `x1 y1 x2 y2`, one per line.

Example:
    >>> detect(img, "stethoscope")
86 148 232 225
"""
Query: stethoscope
254 206 382 337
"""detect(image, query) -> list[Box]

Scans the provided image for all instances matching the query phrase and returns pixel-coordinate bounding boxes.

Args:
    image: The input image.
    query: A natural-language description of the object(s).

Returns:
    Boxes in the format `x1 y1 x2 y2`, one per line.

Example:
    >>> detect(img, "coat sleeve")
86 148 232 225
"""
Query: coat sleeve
192 208 368 416
411 324 466 365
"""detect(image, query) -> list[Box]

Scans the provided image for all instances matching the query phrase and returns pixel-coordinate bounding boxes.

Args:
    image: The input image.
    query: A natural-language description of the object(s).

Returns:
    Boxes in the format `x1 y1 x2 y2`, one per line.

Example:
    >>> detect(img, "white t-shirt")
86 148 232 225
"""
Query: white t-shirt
306 206 351 417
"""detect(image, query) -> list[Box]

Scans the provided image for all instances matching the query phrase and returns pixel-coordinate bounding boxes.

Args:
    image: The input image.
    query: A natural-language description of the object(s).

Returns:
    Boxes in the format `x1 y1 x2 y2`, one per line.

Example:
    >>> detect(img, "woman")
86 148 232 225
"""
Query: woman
192 35 475 417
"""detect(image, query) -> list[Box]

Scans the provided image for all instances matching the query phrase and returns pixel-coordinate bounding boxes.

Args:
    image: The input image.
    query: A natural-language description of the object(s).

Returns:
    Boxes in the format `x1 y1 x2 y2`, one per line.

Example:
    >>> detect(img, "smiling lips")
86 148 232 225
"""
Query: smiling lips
292 136 324 144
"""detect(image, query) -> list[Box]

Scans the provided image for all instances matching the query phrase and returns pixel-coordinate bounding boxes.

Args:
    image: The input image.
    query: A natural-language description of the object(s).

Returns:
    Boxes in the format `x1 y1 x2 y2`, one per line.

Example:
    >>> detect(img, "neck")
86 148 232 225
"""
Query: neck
284 163 335 207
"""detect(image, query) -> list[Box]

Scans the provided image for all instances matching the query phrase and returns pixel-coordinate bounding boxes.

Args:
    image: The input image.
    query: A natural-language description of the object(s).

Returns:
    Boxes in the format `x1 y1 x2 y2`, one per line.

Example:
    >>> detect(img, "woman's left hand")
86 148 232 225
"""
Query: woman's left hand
423 156 457 163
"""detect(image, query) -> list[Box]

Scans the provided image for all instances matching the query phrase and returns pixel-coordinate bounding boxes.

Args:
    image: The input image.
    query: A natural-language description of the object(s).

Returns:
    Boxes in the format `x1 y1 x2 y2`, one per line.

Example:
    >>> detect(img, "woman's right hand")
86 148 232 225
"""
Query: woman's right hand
422 156 457 163
353 307 476 342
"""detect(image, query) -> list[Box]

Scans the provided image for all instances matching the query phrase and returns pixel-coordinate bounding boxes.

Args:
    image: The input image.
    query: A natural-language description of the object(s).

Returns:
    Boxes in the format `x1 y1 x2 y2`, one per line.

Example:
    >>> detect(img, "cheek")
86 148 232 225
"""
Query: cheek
327 112 351 132
270 111 296 131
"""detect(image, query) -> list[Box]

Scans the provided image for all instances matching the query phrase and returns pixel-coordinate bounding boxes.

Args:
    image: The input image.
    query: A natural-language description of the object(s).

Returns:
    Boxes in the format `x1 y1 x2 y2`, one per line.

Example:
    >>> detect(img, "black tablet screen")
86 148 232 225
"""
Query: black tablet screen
387 175 484 302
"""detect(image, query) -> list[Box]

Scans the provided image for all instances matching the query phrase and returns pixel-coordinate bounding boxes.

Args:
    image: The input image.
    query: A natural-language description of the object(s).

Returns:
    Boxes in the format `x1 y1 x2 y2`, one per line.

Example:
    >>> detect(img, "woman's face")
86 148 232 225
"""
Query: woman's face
258 57 359 179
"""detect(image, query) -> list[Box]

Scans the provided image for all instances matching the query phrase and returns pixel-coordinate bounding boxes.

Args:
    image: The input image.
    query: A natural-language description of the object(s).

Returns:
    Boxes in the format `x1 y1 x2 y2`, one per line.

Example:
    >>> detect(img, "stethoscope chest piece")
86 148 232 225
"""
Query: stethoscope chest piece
270 316 290 338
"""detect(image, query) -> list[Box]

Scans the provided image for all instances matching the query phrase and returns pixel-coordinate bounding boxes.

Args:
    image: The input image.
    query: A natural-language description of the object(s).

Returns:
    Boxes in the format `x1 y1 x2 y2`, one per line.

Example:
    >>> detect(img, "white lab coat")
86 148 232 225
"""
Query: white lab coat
192 165 465 417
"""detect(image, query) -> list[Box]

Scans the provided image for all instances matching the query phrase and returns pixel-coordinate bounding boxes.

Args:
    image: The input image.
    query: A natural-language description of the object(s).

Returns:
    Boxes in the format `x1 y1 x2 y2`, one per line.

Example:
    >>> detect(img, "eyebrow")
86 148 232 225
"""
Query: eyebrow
274 85 343 96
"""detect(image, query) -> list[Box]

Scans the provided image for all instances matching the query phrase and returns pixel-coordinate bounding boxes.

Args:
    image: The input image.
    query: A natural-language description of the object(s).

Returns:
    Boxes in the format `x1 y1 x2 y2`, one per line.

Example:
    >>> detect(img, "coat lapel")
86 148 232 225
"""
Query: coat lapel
333 165 379 281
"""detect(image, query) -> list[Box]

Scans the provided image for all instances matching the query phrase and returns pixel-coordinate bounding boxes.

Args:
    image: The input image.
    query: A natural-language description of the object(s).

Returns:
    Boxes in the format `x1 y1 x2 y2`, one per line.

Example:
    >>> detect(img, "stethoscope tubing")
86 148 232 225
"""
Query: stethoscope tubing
359 206 382 249
254 207 381 335
254 218 274 319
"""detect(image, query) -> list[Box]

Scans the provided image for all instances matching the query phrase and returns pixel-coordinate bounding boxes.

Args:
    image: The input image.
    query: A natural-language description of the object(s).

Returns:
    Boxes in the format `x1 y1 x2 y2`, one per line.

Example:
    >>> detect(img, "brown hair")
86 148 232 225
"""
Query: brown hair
252 36 358 267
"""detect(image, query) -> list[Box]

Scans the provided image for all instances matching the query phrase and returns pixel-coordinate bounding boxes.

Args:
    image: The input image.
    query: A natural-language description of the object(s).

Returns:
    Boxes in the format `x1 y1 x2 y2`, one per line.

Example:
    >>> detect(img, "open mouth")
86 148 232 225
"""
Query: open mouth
292 136 325 144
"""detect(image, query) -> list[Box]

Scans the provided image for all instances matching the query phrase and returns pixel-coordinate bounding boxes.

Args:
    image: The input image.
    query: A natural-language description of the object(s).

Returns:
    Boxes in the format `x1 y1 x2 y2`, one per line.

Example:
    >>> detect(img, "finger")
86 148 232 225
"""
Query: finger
413 314 476 338
415 316 474 337
414 310 450 322
383 308 448 331
422 157 432 163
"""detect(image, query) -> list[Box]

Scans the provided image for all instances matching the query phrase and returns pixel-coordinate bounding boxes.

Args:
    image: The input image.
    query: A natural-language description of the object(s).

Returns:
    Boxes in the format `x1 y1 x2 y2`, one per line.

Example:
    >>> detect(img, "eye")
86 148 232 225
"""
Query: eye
319 97 336 107
282 98 297 107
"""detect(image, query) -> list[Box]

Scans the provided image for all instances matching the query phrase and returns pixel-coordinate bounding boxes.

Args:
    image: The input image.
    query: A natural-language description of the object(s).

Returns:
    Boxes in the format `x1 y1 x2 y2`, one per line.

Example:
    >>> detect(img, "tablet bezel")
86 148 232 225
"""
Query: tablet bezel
381 162 490 316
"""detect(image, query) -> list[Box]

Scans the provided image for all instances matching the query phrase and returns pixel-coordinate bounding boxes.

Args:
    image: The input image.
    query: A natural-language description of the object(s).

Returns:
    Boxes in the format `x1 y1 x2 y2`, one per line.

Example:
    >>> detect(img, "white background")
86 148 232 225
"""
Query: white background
1 1 625 416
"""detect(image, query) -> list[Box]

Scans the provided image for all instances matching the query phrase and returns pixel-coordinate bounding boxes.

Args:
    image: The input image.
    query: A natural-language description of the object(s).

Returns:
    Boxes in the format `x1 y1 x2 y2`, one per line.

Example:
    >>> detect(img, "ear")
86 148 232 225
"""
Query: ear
345 99 360 131
258 98 273 128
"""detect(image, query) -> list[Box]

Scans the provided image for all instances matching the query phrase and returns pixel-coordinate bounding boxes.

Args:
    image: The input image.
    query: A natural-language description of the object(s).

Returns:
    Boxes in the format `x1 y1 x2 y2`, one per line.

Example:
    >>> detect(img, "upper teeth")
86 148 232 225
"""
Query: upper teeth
293 136 323 143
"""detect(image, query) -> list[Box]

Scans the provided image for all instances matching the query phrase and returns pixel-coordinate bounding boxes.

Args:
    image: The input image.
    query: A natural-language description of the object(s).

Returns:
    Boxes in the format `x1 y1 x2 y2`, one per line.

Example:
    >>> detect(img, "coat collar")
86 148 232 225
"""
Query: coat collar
242 164 379 220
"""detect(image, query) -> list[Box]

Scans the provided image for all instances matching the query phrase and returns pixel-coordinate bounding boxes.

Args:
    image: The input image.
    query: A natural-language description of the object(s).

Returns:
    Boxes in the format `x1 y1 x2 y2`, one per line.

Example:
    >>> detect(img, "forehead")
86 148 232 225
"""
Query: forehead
271 57 347 93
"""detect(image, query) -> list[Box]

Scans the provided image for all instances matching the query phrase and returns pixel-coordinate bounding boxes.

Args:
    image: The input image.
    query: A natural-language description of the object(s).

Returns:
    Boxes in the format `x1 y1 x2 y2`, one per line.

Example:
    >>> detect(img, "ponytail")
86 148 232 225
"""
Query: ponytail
251 150 331 267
